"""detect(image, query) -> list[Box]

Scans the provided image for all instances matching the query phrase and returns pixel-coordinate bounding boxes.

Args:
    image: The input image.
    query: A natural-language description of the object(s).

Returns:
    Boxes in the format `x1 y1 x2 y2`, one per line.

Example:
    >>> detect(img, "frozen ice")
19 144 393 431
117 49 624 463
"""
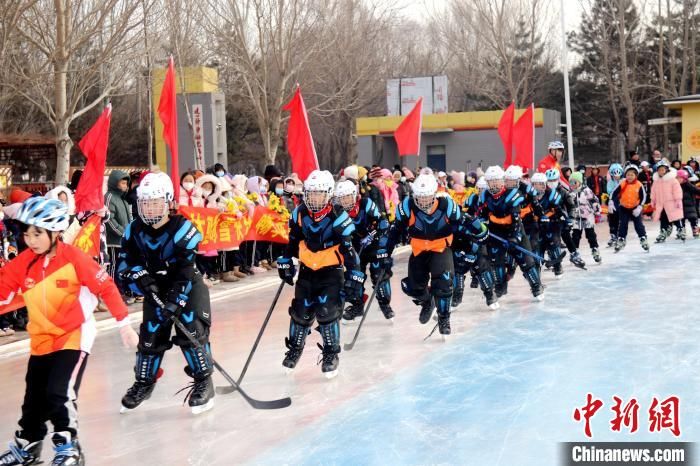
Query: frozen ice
0 224 697 465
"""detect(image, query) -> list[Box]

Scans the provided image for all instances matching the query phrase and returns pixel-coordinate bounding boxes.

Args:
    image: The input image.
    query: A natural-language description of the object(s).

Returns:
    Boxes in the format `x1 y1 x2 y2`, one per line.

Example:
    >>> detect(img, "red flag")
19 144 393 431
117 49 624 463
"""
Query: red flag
158 57 180 199
75 104 111 212
72 214 102 257
394 97 423 156
498 102 515 167
283 86 319 181
512 104 535 171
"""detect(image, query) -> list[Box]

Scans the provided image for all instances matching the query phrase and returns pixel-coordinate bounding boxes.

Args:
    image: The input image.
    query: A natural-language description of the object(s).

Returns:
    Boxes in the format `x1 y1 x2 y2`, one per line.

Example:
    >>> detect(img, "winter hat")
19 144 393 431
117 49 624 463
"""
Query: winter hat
402 167 415 181
676 169 689 182
369 166 383 180
9 189 32 204
569 172 584 185
264 164 282 180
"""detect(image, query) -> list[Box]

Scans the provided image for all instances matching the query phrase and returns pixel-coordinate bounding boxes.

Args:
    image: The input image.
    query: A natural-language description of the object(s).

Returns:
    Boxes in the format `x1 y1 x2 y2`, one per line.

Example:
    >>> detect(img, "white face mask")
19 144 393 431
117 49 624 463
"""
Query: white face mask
182 182 195 191
202 189 212 197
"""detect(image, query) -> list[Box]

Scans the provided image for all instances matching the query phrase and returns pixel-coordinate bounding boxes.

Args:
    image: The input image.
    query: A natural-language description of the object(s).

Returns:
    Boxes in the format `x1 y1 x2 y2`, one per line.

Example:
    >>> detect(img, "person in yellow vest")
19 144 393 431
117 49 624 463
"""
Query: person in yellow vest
610 165 649 253
277 170 363 379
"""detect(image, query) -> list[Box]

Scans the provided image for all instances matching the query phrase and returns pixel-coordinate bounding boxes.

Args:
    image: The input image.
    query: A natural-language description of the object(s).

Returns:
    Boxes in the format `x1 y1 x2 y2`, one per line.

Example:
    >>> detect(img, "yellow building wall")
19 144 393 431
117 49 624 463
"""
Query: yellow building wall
356 108 545 136
152 66 219 171
681 103 700 159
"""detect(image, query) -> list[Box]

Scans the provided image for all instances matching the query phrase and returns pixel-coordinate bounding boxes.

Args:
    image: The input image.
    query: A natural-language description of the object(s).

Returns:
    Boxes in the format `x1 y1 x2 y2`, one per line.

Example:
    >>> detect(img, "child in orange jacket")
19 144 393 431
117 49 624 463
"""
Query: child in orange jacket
0 197 138 466
610 165 649 253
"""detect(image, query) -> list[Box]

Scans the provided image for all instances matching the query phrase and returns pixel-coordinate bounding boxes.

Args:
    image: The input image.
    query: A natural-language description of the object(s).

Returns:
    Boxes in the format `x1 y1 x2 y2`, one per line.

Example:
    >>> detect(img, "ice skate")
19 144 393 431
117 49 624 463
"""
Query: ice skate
417 297 434 324
50 432 84 466
569 251 587 270
640 236 650 252
120 380 156 413
379 303 395 321
181 376 215 415
592 248 602 263
341 302 363 324
282 337 304 374
0 432 42 465
606 235 617 248
485 291 500 310
614 238 626 253
317 343 339 379
437 313 451 340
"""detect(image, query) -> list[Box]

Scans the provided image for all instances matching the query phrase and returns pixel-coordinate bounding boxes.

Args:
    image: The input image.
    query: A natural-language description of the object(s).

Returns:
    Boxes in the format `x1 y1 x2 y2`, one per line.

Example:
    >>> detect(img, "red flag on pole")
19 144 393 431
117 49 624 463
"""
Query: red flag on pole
158 56 180 199
75 104 111 213
283 86 319 181
498 102 515 167
512 104 535 171
394 97 423 156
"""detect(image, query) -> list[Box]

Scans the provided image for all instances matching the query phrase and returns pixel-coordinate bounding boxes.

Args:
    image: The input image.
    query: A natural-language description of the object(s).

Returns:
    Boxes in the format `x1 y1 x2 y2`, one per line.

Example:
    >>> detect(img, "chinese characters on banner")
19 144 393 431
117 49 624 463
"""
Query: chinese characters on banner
573 393 681 438
72 215 102 258
192 104 205 170
178 205 289 253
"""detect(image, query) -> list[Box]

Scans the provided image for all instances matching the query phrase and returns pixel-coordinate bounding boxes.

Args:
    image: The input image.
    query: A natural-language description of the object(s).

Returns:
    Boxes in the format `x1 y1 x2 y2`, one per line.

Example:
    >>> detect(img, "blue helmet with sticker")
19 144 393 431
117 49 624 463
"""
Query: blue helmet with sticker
609 163 623 177
16 197 70 232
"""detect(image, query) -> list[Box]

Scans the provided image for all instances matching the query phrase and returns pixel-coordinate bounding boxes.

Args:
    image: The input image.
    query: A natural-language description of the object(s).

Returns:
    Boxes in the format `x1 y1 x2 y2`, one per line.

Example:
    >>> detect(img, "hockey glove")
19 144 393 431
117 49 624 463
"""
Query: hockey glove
375 249 392 270
344 270 366 301
127 270 165 309
277 257 296 285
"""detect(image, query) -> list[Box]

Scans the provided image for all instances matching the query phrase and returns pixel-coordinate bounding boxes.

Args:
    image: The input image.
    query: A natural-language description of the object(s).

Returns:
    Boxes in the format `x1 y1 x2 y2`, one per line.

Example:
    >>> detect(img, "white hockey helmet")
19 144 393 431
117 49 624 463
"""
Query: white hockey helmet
412 174 438 212
476 176 489 192
304 170 335 212
137 172 174 225
484 166 505 194
548 140 565 150
334 180 358 211
531 172 547 185
504 165 523 188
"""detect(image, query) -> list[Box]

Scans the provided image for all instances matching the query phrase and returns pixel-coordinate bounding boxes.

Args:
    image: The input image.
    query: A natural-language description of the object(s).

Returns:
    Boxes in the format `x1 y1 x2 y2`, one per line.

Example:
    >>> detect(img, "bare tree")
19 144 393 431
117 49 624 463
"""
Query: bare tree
5 0 149 184
203 0 338 166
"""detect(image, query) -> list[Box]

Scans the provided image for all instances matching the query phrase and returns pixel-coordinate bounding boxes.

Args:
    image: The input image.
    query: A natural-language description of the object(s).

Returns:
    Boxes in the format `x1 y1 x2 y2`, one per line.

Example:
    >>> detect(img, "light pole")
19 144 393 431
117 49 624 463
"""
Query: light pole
560 0 575 168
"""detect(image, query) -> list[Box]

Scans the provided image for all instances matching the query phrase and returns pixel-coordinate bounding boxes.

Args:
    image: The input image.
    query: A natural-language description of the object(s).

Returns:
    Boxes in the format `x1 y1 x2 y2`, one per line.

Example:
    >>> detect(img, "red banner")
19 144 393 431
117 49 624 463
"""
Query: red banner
178 205 289 253
72 215 102 257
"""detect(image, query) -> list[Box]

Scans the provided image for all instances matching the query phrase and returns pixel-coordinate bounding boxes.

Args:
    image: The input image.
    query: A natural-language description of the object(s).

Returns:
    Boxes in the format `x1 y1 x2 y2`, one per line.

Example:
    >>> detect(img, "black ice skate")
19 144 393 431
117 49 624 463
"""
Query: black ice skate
614 238 626 253
120 380 156 413
606 235 617 248
0 432 42 466
379 303 395 321
417 297 435 324
592 248 602 263
316 343 339 379
640 236 650 252
50 432 84 466
677 228 686 242
485 291 500 310
282 337 304 372
341 302 363 323
437 313 451 338
569 251 587 270
179 376 215 415
553 263 564 278
655 228 671 243
469 275 479 289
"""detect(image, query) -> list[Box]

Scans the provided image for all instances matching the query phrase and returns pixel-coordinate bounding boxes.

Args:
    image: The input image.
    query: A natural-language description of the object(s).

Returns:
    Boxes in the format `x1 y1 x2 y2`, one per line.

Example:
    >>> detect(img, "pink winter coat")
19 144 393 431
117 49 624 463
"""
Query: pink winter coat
650 169 683 222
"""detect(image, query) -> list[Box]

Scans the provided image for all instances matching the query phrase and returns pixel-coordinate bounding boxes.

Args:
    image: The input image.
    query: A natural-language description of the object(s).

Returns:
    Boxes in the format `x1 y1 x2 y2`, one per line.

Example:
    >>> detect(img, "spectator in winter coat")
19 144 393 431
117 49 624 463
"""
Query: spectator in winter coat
104 170 132 298
676 169 700 237
587 166 605 200
650 162 684 240
628 151 642 167
179 171 204 207
637 162 653 205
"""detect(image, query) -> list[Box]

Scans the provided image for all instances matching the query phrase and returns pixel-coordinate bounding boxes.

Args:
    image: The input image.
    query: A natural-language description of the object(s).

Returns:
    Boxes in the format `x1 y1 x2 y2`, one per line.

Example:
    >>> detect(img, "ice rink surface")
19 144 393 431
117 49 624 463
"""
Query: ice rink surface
0 224 697 465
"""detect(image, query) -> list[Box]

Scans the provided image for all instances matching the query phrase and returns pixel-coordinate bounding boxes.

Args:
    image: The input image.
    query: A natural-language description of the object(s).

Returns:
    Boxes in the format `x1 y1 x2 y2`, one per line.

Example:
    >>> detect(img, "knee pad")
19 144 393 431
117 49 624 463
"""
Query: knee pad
289 298 315 327
316 302 342 324
138 320 173 354
172 314 209 348
401 277 428 300
376 279 391 305
134 351 164 383
181 343 213 380
431 272 453 299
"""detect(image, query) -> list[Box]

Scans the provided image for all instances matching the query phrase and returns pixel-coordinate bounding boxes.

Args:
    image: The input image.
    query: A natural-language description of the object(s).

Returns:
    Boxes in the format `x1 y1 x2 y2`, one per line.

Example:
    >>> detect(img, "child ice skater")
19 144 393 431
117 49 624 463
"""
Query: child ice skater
610 165 649 252
0 197 138 466
568 172 602 263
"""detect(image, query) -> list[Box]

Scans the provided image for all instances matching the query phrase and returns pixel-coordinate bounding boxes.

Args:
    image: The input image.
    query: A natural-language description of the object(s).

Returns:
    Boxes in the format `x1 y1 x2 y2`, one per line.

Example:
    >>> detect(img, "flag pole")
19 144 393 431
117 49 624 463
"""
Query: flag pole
560 0 575 168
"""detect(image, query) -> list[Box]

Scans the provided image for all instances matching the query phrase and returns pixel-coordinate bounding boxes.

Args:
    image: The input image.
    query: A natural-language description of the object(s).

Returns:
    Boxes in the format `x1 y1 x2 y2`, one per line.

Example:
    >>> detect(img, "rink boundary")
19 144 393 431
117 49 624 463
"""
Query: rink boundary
0 245 411 359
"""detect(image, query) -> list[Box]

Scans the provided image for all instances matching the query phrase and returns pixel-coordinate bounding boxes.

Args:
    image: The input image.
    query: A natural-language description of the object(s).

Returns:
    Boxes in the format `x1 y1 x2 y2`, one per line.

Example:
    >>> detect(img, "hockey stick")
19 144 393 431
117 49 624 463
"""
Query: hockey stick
343 269 385 351
488 232 556 266
424 321 440 341
216 281 285 395
170 316 291 410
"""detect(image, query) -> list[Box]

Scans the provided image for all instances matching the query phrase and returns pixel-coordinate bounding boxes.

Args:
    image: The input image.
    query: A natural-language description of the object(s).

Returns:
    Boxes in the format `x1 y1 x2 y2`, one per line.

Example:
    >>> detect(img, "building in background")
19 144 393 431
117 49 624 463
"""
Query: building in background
355 108 561 173
662 94 700 161
152 66 227 175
